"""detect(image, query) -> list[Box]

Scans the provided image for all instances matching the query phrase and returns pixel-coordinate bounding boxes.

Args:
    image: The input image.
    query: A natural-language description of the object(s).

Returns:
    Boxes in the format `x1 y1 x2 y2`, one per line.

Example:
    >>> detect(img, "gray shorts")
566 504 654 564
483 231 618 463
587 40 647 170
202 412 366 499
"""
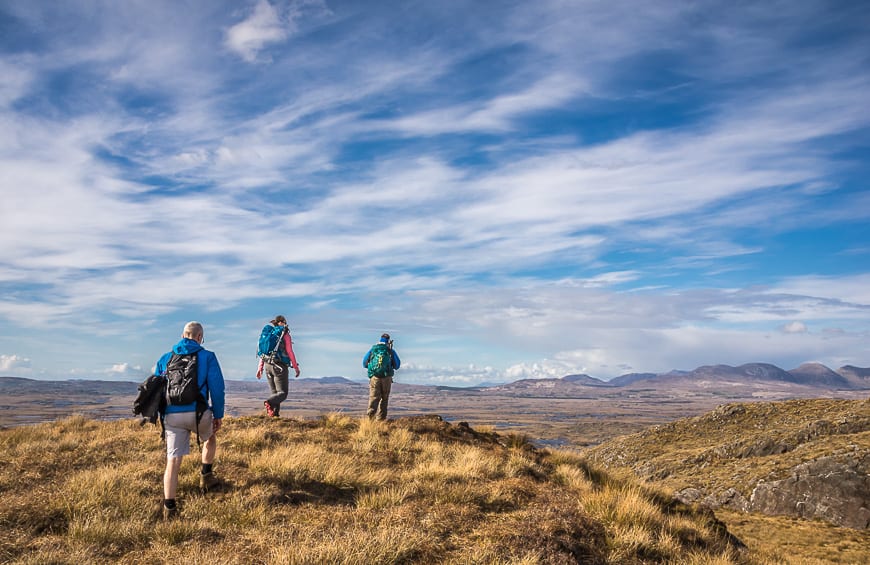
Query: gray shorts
164 409 214 458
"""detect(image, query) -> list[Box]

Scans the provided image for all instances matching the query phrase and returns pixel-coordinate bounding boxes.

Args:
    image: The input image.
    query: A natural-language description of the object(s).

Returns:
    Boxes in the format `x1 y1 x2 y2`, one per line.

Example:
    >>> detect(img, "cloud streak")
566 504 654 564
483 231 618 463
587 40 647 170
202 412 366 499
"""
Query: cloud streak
0 0 868 382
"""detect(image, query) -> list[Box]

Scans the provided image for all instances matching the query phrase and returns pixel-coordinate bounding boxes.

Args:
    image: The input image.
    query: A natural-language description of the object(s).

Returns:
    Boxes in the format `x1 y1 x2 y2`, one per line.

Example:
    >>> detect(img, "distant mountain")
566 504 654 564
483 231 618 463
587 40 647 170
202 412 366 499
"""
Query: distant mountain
612 362 869 390
561 373 610 386
695 363 794 382
607 372 659 387
837 365 870 389
484 376 604 396
479 373 617 397
307 376 357 385
0 376 133 395
787 363 851 388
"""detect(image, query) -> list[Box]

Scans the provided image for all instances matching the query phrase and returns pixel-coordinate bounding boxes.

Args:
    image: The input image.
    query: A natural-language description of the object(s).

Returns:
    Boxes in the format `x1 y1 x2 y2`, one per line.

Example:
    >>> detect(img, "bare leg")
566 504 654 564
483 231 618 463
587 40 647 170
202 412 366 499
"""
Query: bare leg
202 433 216 465
164 456 183 500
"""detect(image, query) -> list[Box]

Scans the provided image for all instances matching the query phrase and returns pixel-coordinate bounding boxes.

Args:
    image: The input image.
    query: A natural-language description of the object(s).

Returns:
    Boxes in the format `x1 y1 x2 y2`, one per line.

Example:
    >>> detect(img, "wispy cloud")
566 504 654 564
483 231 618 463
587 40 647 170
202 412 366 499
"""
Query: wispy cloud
0 0 868 381
225 0 292 62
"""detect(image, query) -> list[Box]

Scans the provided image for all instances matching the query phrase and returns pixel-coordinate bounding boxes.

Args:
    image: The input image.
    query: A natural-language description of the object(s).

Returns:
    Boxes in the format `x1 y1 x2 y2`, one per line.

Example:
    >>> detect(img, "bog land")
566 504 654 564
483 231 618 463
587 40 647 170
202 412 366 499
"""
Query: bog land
1 375 866 448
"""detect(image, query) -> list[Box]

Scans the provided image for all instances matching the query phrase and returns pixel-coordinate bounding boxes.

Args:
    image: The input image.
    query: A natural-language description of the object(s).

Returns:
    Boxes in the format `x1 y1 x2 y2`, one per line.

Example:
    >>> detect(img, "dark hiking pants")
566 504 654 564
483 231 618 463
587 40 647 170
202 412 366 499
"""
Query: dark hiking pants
266 361 289 416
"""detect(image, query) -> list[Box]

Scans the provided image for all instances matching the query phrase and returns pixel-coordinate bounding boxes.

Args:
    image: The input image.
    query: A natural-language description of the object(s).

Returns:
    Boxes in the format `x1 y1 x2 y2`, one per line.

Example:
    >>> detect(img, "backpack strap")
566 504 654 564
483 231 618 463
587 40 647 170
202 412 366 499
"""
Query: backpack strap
263 326 288 365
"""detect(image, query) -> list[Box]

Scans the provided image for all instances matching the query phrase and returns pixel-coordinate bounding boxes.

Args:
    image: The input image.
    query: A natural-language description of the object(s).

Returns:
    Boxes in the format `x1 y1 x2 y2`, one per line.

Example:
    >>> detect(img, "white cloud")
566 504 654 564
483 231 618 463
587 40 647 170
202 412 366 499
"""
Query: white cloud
102 363 148 380
225 0 292 62
0 354 32 372
781 321 808 334
384 74 588 135
504 358 589 381
0 58 33 108
398 363 503 386
771 274 870 308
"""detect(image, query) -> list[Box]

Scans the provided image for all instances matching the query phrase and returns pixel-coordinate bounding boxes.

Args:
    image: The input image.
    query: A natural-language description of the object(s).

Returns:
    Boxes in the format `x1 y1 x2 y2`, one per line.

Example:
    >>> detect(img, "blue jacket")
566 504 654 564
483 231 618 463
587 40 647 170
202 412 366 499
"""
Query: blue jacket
362 339 401 373
156 338 225 419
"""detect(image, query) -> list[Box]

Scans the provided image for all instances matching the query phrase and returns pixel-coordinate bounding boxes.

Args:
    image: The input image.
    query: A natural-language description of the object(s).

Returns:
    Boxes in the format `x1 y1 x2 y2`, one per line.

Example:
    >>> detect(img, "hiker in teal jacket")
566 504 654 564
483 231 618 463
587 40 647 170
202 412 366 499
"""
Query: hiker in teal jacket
362 333 401 420
155 321 225 520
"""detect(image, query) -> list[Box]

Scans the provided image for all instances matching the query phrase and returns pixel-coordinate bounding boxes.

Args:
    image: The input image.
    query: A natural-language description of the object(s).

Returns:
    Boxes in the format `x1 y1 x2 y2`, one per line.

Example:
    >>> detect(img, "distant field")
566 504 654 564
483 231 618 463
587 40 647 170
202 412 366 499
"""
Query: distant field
2 377 863 447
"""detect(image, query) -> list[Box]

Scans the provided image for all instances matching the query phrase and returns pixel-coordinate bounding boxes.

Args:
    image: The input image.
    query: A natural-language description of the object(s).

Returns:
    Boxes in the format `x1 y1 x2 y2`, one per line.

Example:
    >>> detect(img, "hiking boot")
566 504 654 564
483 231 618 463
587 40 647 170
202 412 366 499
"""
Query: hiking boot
163 505 178 521
264 401 275 417
200 471 221 492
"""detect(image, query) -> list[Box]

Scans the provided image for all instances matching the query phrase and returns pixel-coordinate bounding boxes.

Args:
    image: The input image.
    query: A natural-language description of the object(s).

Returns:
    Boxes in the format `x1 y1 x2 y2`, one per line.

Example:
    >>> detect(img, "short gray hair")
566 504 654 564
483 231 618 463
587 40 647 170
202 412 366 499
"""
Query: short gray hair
182 321 204 340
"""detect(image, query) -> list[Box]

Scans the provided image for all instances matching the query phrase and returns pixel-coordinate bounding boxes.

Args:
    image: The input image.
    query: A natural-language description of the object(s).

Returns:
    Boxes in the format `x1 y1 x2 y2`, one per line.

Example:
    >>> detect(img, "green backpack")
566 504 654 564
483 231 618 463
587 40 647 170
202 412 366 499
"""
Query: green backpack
367 343 394 378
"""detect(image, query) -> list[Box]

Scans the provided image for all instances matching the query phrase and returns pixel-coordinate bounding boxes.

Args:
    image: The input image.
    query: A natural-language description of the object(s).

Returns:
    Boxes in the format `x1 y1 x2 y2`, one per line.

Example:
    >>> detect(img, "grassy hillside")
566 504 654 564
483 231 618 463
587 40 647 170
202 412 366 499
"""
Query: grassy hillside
585 398 870 563
0 414 754 564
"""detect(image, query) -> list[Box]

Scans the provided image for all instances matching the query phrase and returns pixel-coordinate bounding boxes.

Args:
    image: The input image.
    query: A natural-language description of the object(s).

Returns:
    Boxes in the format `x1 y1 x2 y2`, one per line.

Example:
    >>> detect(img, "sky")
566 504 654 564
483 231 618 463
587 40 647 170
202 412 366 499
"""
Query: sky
1 0 868 385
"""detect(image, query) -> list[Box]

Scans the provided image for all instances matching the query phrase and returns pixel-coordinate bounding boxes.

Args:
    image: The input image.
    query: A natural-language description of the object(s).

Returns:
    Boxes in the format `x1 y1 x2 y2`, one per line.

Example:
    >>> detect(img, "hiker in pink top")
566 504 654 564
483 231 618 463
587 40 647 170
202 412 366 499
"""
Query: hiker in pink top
256 315 300 417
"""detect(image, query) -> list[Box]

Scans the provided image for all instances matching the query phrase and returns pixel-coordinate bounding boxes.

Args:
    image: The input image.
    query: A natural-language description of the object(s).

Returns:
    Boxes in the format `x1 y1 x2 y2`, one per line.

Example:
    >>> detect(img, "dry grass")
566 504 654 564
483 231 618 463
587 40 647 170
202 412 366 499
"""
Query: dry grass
716 510 870 565
0 413 756 564
585 399 870 497
584 398 870 564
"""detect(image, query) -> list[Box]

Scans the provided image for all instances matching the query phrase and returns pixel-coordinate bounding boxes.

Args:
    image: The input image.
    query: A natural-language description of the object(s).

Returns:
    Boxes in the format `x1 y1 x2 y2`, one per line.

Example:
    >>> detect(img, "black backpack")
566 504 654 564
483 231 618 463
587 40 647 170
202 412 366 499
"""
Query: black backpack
165 352 202 406
163 352 210 445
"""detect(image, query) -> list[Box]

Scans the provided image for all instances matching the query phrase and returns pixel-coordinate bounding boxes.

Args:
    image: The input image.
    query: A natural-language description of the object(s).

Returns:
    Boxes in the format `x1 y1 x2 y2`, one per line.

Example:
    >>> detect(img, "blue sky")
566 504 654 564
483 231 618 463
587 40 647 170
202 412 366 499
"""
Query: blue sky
1 0 868 385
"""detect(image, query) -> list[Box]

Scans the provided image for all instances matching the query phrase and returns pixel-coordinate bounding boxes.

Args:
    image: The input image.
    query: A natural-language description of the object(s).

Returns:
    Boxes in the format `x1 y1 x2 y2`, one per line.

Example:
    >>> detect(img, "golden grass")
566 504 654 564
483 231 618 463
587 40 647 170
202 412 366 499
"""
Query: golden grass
0 413 756 564
716 509 870 565
582 398 870 564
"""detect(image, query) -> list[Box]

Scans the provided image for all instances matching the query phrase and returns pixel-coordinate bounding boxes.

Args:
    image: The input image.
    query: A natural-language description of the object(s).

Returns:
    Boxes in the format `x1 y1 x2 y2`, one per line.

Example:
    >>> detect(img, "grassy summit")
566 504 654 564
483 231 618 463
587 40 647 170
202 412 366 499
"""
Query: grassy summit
1 414 748 564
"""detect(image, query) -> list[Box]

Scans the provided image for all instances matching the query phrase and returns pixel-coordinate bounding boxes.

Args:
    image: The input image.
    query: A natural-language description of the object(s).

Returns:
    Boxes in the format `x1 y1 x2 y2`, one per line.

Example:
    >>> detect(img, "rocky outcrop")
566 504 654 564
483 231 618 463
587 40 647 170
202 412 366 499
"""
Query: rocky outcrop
676 487 750 512
676 453 870 529
748 454 870 529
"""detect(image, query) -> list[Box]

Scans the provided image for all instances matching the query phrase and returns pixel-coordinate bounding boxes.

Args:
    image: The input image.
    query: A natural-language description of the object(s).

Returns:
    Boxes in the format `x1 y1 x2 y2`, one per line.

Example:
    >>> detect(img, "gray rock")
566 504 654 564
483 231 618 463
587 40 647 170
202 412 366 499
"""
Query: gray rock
749 455 870 529
675 487 704 504
675 487 749 512
711 488 749 512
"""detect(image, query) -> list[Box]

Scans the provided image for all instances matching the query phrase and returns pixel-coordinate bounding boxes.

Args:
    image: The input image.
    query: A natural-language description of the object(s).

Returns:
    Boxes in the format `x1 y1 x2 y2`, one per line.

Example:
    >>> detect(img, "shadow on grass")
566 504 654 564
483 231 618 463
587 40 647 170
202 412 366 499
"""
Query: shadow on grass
254 476 358 506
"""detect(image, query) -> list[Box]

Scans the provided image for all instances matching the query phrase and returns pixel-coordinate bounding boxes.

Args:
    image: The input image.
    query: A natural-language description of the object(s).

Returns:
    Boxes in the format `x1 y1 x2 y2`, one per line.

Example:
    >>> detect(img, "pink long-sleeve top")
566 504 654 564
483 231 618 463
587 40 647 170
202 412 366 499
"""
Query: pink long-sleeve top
257 331 298 373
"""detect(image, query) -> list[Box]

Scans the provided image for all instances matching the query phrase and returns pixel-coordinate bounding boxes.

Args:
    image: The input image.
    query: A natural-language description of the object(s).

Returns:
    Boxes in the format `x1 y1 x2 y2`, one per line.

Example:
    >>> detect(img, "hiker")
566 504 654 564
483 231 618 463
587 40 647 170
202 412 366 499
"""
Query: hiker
256 315 300 417
156 321 225 520
362 333 401 420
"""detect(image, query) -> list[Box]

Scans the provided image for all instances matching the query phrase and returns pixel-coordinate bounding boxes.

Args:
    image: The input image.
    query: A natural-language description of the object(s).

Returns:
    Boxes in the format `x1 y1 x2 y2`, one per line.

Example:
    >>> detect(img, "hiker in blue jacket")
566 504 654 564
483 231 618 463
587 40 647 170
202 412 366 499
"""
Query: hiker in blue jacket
362 333 401 420
155 321 225 520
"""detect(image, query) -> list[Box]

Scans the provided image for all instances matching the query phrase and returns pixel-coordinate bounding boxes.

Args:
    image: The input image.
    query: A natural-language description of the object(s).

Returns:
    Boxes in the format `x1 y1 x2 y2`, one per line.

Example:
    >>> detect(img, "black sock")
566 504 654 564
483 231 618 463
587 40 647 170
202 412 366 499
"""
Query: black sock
164 498 176 509
202 463 213 475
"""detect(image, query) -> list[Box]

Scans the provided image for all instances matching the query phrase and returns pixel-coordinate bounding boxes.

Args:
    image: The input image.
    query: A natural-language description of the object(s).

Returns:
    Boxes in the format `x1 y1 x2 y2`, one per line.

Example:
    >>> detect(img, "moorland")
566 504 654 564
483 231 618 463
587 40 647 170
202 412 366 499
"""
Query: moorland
1 361 868 563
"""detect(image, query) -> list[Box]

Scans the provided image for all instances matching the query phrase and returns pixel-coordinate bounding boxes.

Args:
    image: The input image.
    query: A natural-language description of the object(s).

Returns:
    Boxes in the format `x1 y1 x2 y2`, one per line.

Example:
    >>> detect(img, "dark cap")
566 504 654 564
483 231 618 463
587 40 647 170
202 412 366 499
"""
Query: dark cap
381 333 391 341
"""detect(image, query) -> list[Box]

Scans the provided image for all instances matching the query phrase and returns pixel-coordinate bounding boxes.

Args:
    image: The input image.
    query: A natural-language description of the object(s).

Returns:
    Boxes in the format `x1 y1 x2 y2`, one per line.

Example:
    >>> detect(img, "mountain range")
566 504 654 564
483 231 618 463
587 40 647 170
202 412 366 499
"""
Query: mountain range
1 362 868 394
482 362 870 394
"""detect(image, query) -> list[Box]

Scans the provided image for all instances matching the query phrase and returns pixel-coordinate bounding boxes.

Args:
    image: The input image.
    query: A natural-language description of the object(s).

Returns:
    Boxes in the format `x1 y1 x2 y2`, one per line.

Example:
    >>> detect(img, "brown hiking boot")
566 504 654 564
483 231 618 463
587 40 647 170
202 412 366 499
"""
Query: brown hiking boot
200 471 221 492
163 505 178 521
